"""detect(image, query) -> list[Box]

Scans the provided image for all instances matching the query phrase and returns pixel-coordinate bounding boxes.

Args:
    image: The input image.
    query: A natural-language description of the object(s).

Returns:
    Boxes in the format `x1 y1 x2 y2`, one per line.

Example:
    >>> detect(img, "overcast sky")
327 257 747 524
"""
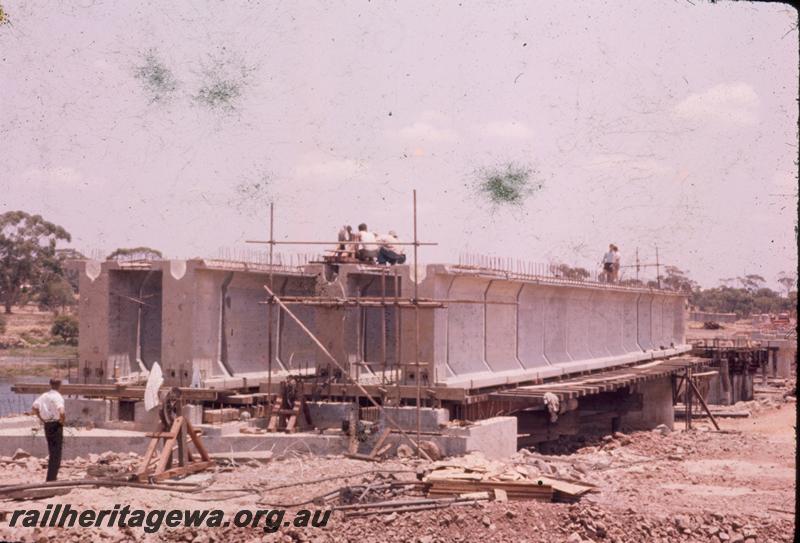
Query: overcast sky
1 1 797 288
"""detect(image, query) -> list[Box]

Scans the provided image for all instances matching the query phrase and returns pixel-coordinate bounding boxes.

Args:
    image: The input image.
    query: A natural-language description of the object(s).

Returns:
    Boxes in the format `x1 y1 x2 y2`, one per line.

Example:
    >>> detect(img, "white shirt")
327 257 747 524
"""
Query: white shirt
359 231 379 251
32 390 65 422
603 251 615 264
378 233 404 254
613 251 621 265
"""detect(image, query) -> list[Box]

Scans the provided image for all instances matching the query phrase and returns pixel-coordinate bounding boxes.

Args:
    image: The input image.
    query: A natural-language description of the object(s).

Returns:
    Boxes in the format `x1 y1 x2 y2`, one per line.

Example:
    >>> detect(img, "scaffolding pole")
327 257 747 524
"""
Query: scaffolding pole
267 203 274 415
413 189 422 456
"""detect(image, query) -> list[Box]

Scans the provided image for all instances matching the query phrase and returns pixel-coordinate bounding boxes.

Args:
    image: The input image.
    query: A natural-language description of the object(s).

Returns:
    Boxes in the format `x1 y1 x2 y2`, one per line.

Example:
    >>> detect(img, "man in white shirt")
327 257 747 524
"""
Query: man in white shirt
356 223 379 262
611 245 621 282
377 230 407 265
602 244 616 283
31 378 66 481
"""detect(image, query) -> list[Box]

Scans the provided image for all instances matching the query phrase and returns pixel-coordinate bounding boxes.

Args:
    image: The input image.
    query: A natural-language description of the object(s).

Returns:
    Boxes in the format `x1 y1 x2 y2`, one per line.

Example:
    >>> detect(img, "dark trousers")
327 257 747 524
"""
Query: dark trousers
378 248 406 265
44 421 63 481
357 248 379 262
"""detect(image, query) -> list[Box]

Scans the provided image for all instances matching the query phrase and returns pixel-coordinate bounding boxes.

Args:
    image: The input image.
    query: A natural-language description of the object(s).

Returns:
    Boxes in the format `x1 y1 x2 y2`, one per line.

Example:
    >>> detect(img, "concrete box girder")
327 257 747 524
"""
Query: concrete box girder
79 260 688 391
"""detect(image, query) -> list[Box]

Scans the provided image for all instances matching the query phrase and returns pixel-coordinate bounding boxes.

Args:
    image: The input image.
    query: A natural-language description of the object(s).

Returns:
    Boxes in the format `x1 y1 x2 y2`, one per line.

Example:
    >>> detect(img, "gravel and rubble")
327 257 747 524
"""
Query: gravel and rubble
0 389 795 542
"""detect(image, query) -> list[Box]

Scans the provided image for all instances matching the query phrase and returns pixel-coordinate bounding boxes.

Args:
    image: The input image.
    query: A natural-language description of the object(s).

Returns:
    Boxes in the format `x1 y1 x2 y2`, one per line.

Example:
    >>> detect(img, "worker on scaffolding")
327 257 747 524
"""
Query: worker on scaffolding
355 223 380 263
377 230 407 265
337 225 354 259
337 225 352 249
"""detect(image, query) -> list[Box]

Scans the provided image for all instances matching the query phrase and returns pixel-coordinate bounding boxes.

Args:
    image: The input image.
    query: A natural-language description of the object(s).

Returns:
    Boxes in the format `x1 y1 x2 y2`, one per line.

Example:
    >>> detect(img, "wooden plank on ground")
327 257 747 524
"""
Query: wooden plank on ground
535 477 594 501
153 460 215 482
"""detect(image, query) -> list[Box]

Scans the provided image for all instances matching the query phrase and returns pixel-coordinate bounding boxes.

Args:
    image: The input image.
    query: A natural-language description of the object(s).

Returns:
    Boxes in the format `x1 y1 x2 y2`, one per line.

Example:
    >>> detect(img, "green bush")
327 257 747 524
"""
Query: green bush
51 315 79 345
20 330 47 345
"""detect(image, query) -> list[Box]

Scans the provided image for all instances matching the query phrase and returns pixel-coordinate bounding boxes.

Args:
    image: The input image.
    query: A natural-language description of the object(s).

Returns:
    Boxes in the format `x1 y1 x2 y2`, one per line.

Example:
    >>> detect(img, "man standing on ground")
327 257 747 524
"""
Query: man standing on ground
31 378 65 481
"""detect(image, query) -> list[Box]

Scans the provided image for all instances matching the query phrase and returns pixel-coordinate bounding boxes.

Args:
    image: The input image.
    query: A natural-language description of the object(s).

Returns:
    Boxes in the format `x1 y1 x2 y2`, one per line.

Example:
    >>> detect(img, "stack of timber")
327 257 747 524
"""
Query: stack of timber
422 454 592 503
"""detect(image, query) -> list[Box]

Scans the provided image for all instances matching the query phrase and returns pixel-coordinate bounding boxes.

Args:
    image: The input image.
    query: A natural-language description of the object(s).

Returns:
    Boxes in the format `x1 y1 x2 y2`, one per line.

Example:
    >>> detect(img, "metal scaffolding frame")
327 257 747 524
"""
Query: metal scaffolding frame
246 189 446 455
242 190 684 454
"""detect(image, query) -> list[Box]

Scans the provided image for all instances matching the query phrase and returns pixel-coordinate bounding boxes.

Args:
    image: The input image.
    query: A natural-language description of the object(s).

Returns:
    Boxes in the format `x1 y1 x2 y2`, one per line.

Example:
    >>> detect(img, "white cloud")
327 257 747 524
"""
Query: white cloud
397 111 458 143
295 158 366 178
673 82 760 125
398 122 457 143
583 154 670 176
483 120 533 139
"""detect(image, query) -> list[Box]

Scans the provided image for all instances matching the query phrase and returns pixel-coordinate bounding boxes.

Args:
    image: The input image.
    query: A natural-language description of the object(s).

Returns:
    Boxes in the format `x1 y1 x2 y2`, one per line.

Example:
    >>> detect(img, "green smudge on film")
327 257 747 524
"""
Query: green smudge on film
475 163 539 207
134 49 177 103
193 47 253 111
196 80 241 109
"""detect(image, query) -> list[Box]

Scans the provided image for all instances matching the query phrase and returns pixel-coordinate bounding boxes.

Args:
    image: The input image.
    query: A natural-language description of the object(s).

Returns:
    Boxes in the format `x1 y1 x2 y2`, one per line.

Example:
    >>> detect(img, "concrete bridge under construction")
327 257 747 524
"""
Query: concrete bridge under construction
76 258 689 395
15 257 788 459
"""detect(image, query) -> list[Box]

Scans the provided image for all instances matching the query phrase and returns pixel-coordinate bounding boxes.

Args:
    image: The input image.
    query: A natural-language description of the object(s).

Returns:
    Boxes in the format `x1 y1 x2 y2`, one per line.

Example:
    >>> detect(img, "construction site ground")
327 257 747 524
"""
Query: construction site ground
0 381 795 543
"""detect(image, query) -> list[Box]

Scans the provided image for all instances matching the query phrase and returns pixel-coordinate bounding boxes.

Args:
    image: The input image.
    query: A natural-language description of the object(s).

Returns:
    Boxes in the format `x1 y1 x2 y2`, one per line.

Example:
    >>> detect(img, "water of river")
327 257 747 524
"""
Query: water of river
0 375 52 417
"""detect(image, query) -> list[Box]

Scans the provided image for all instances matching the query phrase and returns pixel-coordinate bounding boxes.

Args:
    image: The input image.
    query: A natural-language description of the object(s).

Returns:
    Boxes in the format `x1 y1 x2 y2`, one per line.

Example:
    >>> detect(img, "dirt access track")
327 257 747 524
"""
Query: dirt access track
0 394 795 542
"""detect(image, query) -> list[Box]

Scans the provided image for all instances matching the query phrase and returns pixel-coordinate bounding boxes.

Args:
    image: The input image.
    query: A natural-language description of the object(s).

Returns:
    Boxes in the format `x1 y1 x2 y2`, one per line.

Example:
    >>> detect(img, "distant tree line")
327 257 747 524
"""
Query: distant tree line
0 210 162 317
628 266 796 317
689 273 796 317
551 261 795 318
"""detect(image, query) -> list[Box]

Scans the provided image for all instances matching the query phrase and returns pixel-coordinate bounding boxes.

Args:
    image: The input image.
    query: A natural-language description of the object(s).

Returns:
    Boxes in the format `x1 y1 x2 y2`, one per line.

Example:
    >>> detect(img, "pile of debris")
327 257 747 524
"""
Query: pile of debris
563 504 778 543
326 452 593 518
0 449 143 479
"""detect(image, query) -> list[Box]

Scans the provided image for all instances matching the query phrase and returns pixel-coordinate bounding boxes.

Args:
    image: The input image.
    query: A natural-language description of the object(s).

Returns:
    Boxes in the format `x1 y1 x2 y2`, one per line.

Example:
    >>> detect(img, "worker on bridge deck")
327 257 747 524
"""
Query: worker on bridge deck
377 230 406 265
356 223 380 263
602 244 620 282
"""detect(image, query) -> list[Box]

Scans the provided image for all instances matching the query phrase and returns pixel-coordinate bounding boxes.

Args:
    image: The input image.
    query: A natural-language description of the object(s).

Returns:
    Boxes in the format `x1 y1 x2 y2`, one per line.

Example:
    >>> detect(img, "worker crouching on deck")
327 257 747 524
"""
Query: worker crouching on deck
31 378 66 481
378 230 406 265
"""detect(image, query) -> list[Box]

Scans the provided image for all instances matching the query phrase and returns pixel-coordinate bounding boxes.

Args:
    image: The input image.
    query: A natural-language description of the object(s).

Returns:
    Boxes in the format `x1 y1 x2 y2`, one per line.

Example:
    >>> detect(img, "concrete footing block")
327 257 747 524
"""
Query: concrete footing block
379 406 449 432
65 398 112 427
354 416 517 460
0 415 38 430
305 402 356 430
133 401 160 429
196 421 250 437
443 416 517 459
